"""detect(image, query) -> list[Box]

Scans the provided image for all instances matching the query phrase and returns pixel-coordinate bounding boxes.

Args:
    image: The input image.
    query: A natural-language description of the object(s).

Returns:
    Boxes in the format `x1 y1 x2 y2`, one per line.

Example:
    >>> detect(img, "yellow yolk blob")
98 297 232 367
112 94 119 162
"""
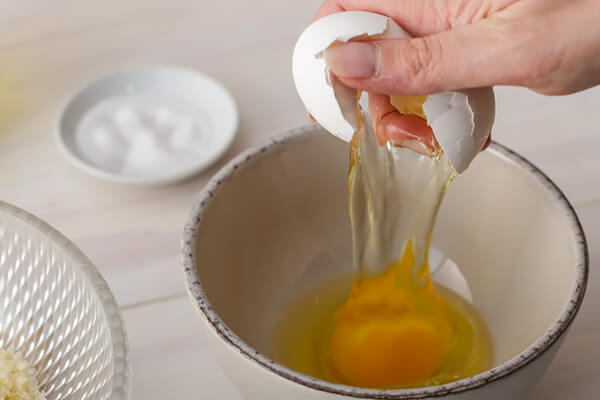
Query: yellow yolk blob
331 316 445 387
329 243 453 387
390 96 427 120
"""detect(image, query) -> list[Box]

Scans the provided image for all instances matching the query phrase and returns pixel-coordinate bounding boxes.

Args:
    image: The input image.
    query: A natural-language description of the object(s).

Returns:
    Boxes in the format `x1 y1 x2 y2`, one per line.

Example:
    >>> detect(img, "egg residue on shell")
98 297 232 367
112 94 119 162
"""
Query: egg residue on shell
391 89 495 173
292 11 495 174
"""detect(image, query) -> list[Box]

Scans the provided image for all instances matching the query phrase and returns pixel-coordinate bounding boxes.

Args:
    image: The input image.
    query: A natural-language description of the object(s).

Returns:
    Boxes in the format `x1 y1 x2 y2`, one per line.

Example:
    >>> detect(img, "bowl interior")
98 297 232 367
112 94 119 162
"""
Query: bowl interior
0 203 123 400
193 128 581 376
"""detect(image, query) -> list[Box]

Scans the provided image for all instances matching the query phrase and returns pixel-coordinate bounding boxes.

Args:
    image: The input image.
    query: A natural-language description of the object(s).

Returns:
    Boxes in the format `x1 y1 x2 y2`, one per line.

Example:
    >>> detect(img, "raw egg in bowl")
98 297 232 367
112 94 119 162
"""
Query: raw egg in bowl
182 125 587 400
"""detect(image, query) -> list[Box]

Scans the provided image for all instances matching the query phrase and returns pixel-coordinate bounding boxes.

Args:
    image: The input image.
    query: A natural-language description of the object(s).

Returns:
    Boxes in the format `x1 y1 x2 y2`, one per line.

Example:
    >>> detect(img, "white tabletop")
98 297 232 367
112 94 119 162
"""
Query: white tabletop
1 1 598 398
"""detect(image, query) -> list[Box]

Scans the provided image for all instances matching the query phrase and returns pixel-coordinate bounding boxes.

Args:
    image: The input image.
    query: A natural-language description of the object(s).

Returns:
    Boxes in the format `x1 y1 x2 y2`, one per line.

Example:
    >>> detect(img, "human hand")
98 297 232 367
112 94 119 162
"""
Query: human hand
315 0 600 150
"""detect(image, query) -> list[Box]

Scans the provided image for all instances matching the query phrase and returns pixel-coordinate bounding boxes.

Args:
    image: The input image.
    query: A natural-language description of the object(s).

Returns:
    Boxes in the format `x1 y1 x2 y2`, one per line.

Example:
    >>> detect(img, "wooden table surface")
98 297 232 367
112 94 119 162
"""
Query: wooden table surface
1 1 598 398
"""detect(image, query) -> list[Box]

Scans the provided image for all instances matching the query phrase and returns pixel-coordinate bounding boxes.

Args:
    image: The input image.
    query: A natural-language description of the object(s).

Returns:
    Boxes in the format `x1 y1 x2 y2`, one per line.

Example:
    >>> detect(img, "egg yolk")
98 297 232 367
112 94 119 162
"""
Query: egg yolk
390 96 427 120
330 243 452 388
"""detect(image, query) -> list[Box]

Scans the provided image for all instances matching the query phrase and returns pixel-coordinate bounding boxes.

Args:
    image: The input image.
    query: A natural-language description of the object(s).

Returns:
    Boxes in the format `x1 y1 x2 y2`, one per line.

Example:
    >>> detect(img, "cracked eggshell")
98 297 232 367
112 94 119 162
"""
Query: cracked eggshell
423 88 495 173
292 11 495 174
292 11 410 142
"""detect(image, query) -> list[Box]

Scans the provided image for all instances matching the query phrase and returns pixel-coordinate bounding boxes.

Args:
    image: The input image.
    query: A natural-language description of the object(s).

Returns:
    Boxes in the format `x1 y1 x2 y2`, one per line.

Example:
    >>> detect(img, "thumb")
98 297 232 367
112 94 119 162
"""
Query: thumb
324 21 523 95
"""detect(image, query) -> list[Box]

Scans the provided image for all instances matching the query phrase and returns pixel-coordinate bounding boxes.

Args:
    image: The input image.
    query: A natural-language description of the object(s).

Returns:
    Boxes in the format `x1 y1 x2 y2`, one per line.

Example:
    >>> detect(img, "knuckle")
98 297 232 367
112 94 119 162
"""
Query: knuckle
398 37 443 91
532 86 563 96
528 72 573 96
520 46 565 94
422 0 452 30
521 58 555 89
406 38 433 77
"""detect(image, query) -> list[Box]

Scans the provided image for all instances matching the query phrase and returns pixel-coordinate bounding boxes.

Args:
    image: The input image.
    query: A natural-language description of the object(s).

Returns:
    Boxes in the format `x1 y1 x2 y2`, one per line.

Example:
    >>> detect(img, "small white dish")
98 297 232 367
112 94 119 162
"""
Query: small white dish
57 65 238 185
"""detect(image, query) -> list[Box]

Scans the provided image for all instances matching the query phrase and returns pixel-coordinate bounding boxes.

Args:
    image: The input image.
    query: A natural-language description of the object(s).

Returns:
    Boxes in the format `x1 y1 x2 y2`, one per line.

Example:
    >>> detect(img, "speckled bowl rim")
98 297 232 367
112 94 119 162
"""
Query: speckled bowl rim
0 201 131 400
182 124 588 399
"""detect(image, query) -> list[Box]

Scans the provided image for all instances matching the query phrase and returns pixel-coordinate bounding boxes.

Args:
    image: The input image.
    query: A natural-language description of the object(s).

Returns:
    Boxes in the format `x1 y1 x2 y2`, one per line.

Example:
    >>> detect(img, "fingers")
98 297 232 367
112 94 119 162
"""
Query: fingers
326 20 523 95
368 94 491 155
368 93 437 155
314 0 517 36
313 0 445 35
313 0 502 148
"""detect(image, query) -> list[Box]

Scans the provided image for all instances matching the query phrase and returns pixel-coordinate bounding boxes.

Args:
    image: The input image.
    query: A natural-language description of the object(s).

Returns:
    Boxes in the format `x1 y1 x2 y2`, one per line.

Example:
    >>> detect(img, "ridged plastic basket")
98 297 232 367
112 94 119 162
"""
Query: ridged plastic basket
0 201 130 400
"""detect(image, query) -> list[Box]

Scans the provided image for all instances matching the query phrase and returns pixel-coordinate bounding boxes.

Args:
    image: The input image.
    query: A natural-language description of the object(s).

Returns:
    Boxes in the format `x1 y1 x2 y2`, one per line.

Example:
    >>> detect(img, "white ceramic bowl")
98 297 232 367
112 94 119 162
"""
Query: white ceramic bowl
0 201 130 400
182 125 588 399
57 65 238 185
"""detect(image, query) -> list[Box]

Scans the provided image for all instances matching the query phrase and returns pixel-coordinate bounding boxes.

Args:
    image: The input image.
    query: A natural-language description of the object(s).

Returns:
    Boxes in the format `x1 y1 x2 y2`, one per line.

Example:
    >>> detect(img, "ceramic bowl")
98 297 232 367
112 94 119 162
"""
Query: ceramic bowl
182 124 588 399
0 201 130 400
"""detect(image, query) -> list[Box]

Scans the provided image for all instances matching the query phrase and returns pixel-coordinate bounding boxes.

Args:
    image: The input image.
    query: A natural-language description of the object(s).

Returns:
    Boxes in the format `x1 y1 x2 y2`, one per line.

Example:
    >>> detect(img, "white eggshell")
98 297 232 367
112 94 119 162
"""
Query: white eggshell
292 11 409 142
423 88 494 173
429 247 473 303
292 11 495 174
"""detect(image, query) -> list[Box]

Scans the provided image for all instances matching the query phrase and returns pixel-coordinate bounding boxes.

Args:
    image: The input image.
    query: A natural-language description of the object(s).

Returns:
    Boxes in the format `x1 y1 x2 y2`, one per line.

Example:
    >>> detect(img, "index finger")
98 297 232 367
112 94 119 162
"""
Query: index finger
368 93 438 155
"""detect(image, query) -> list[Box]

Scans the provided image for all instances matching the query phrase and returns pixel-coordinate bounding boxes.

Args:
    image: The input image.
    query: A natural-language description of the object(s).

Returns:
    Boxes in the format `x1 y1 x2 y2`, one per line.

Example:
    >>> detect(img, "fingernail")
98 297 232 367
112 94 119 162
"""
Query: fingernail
325 42 379 78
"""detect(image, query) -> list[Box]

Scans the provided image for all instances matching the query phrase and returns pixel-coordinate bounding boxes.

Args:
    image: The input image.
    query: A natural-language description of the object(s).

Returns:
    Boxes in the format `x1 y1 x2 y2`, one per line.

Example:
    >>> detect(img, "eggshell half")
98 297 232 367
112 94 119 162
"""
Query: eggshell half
423 88 495 173
292 11 409 142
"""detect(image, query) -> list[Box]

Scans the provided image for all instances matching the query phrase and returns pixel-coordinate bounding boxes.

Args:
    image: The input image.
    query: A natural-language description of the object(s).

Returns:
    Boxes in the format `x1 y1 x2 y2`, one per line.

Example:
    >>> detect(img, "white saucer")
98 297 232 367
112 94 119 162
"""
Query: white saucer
57 65 238 185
